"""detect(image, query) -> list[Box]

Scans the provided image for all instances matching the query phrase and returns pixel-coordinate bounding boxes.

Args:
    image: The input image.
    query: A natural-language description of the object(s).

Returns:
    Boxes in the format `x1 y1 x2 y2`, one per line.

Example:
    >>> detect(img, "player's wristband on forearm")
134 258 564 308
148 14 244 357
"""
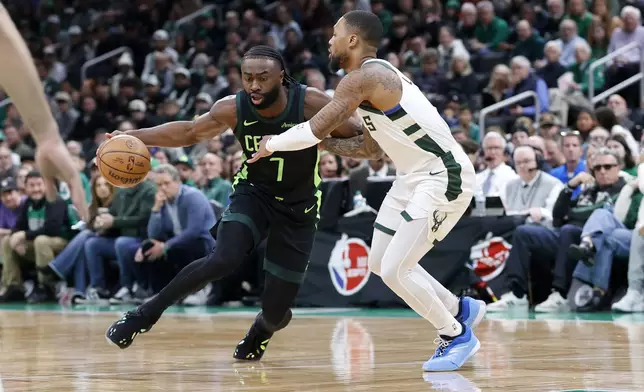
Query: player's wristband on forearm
265 121 322 152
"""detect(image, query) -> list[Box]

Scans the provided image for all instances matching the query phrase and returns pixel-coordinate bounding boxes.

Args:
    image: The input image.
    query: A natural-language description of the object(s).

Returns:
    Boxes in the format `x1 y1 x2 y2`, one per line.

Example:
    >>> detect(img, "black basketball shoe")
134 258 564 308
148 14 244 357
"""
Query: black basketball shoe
233 323 273 361
105 308 158 349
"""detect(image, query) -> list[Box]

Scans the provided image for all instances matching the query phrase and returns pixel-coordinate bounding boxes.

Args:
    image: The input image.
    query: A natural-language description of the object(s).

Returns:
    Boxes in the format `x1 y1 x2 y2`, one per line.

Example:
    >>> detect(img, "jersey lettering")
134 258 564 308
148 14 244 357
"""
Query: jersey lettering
244 135 262 152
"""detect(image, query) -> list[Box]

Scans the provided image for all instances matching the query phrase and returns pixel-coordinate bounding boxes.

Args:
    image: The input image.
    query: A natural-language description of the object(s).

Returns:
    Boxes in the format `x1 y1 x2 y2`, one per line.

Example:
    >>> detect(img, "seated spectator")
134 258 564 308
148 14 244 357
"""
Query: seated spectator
511 125 530 147
0 171 70 303
482 64 511 112
458 139 480 167
554 20 588 67
200 152 232 206
456 106 480 141
537 113 563 139
457 3 477 42
569 171 643 311
607 135 638 177
505 56 549 118
320 151 343 180
488 148 625 311
536 41 567 89
607 94 644 135
471 1 509 52
349 156 396 195
605 6 644 104
475 132 519 197
0 178 24 250
502 146 564 225
0 146 17 182
595 107 641 162
446 53 478 105
40 175 115 303
510 20 545 63
550 131 586 196
438 26 470 73
526 136 554 171
575 108 598 143
568 41 603 96
82 177 156 304
414 49 448 106
136 165 216 293
172 155 197 187
545 139 566 169
565 0 593 39
587 16 610 60
543 0 566 40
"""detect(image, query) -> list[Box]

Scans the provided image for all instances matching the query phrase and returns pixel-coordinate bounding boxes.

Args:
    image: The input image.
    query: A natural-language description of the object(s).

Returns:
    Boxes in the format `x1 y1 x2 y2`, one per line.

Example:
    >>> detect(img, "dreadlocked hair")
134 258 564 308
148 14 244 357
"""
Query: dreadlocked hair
243 45 298 87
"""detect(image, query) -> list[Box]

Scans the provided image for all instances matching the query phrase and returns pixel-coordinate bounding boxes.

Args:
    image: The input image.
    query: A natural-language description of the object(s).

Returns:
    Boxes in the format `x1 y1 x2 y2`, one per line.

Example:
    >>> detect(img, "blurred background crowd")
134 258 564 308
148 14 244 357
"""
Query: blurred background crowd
1 0 644 313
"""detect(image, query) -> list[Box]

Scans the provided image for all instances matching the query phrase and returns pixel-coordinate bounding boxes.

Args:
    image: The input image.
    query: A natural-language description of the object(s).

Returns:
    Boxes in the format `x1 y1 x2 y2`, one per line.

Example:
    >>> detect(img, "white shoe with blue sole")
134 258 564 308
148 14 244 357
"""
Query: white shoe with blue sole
423 324 480 372
455 297 486 329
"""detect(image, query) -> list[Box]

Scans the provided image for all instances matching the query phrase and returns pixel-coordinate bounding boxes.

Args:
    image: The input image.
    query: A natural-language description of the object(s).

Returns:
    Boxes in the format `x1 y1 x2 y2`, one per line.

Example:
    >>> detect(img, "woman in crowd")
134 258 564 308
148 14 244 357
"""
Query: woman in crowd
607 135 638 177
41 175 115 304
319 151 343 179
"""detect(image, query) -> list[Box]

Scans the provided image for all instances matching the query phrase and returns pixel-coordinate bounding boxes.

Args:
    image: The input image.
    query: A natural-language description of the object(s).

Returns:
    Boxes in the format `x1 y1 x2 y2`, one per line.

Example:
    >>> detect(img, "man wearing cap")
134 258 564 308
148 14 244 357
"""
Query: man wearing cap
53 91 79 139
172 155 197 187
111 52 136 97
538 112 562 139
168 67 197 118
143 75 164 114
0 178 24 247
194 92 213 117
129 99 156 129
42 45 67 84
0 171 70 303
141 29 178 80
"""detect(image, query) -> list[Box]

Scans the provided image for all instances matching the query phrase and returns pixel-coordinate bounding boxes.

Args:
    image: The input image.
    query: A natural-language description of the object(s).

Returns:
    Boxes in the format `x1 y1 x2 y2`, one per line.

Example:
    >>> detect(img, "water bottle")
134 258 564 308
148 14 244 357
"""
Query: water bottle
353 191 366 210
474 191 486 217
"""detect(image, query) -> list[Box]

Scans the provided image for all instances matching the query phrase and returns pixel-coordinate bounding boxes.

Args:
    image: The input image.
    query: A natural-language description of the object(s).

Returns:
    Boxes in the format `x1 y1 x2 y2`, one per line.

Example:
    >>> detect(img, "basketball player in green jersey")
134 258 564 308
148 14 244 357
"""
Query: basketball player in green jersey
103 46 362 360
0 3 88 222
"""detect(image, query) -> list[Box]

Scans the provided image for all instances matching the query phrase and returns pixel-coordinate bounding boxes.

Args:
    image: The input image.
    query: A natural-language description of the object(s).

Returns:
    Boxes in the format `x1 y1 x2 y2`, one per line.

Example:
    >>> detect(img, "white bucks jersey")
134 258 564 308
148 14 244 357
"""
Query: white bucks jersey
356 58 472 202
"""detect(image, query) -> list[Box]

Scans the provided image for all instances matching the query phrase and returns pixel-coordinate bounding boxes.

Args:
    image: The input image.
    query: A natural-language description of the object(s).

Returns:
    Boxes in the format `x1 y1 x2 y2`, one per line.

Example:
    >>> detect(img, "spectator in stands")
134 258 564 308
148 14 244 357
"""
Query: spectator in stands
349 155 396 195
606 6 644 103
456 106 480 141
415 49 447 106
0 178 23 245
471 1 509 52
569 41 604 96
68 96 110 142
587 16 610 60
43 45 67 84
0 146 17 182
595 107 640 162
569 173 643 311
544 0 566 40
134 164 215 294
546 139 566 168
482 64 511 112
458 139 480 166
111 53 136 97
554 20 588 67
511 125 530 147
536 41 567 89
41 175 115 303
576 108 598 143
607 94 644 134
607 135 638 177
168 67 196 119
83 177 156 304
550 131 586 194
488 148 625 311
3 125 33 159
538 113 563 139
502 146 564 225
457 3 478 42
511 20 546 63
506 56 549 118
0 171 69 303
172 156 197 187
438 26 470 73
612 217 644 312
527 136 553 171
199 152 232 206
476 132 519 196
53 91 79 140
447 53 478 105
565 0 594 39
141 30 178 80
320 151 342 180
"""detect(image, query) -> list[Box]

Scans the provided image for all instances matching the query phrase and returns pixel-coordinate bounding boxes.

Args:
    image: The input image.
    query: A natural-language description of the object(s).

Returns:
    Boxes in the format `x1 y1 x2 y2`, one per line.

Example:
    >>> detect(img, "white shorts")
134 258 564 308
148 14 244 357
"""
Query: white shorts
373 168 474 242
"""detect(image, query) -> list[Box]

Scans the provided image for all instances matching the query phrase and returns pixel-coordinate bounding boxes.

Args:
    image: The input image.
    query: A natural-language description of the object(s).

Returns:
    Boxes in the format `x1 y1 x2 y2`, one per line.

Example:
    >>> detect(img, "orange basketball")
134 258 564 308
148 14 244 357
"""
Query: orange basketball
97 135 151 188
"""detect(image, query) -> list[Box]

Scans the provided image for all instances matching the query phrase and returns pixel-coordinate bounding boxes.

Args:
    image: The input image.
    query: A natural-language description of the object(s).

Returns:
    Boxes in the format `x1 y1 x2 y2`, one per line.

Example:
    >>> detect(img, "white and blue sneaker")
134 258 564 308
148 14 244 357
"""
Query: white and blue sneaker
423 324 480 372
455 297 486 329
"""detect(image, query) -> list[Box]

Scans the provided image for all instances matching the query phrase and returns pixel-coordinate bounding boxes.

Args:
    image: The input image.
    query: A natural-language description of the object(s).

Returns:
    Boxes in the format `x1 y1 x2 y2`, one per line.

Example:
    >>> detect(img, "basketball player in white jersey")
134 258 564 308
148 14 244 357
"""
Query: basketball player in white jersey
0 3 88 221
248 10 485 372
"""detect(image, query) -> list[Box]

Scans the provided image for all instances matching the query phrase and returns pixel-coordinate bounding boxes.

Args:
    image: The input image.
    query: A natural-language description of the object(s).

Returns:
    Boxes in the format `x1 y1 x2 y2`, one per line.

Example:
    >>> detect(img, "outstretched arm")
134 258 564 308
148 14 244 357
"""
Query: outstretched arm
321 130 384 159
247 63 399 163
106 96 237 148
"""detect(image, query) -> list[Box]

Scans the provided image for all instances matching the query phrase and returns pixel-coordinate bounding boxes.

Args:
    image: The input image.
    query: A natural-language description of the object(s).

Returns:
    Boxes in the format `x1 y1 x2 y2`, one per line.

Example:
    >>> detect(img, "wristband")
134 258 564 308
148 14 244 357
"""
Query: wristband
265 121 322 152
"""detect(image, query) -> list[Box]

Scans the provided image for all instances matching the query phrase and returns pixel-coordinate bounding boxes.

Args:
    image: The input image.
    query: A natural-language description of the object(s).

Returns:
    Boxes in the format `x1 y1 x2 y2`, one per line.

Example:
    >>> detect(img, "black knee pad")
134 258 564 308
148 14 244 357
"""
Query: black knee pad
257 308 292 333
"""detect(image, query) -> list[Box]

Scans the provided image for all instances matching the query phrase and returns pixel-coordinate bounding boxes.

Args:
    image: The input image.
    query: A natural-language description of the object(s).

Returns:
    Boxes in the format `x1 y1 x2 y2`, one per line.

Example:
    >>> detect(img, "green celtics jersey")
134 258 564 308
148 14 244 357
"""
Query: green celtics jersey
233 84 321 204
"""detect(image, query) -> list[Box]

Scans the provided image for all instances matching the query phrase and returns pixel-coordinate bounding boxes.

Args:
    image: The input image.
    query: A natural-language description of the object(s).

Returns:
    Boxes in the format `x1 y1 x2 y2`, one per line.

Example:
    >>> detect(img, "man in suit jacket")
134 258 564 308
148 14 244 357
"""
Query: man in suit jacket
349 157 396 196
142 164 216 292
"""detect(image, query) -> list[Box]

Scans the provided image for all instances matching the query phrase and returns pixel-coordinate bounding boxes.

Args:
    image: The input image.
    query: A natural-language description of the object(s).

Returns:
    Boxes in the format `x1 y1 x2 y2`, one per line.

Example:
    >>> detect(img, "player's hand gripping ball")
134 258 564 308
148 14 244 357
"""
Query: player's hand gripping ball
97 135 151 188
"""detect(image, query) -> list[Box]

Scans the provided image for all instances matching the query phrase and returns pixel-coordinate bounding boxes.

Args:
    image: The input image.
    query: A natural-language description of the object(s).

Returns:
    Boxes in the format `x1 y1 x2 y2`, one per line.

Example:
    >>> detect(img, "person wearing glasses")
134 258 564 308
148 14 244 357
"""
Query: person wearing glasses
568 158 643 311
488 148 624 312
476 132 519 197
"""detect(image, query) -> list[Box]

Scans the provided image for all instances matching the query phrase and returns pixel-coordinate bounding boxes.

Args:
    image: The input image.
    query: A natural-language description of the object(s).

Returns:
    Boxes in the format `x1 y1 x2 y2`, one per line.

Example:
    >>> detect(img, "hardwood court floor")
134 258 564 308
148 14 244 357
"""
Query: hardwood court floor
0 305 642 392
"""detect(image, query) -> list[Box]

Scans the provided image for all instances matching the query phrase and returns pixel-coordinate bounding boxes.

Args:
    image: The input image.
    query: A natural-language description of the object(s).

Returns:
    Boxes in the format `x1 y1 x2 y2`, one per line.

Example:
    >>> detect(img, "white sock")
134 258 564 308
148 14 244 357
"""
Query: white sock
438 320 463 338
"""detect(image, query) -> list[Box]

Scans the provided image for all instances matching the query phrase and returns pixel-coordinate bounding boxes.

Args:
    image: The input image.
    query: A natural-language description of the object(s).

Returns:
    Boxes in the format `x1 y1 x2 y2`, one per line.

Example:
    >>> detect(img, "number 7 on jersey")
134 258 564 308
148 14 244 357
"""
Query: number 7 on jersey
270 157 284 182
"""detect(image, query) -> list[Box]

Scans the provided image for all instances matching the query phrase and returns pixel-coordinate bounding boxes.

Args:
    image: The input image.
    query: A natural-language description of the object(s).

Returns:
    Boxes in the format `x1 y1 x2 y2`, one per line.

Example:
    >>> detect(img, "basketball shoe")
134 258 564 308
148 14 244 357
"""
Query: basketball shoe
233 310 292 361
455 297 486 328
423 323 480 372
105 308 159 349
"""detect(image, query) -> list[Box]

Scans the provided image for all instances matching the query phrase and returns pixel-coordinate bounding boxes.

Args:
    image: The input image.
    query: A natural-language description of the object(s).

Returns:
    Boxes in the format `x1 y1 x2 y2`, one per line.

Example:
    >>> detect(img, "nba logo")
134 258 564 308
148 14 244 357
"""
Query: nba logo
328 234 370 296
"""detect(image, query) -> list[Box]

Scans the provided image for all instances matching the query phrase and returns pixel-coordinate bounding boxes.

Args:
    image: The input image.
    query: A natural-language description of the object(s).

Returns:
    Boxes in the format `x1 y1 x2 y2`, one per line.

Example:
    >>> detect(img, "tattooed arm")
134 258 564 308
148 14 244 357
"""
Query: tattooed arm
247 63 401 163
321 130 384 159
